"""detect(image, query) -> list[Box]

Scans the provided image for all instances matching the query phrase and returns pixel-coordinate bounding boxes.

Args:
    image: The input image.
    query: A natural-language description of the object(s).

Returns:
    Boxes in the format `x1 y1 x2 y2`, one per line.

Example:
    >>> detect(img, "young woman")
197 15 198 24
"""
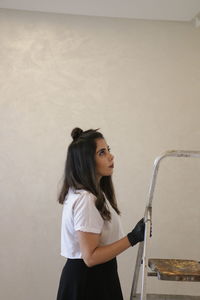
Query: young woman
56 127 145 300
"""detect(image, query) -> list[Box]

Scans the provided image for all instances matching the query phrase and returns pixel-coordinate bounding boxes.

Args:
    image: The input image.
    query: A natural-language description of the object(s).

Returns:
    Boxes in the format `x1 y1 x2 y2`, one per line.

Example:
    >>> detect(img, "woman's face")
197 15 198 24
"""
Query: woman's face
95 138 114 180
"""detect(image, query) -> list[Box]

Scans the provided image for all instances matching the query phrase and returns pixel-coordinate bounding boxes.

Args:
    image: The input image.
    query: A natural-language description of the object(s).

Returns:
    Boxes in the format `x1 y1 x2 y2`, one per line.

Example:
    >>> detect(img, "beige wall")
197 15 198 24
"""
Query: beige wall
0 8 200 299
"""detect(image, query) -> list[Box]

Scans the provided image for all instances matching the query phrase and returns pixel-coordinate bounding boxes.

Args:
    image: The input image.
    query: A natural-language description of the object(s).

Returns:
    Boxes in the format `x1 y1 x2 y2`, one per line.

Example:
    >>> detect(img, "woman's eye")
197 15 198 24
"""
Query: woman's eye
99 150 105 156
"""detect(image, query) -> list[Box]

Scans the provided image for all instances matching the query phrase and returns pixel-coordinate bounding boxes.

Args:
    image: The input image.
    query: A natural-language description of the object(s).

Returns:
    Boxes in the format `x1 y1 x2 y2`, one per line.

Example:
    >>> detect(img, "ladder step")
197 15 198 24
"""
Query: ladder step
148 258 200 281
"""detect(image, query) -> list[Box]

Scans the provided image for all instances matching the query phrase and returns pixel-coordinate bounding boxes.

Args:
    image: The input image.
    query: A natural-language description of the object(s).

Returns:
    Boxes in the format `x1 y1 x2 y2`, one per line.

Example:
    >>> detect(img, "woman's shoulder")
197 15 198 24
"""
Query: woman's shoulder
65 187 95 204
69 187 93 196
65 188 99 214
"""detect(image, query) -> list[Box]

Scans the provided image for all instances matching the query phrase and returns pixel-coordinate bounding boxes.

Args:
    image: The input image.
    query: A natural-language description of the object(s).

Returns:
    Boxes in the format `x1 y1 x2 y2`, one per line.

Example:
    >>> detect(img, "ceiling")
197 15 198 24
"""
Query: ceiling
0 0 200 22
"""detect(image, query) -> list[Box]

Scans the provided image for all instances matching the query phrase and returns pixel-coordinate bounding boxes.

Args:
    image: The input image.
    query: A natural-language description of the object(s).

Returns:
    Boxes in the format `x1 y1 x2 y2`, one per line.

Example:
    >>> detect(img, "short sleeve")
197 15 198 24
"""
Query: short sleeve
73 192 104 233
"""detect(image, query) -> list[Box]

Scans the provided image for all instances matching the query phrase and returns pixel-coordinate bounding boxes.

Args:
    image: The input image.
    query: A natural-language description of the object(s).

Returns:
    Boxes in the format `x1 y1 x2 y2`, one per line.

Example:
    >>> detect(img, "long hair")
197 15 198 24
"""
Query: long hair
58 127 120 221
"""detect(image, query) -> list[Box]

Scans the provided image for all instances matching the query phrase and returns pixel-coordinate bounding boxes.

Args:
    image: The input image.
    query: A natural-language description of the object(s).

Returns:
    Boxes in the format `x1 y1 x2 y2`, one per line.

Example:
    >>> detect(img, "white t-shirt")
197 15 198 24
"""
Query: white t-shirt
60 187 124 259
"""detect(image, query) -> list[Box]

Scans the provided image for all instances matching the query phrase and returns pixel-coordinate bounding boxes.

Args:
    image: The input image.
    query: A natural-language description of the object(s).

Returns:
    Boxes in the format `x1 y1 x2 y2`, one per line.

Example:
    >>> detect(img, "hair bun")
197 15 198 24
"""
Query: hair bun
71 127 83 141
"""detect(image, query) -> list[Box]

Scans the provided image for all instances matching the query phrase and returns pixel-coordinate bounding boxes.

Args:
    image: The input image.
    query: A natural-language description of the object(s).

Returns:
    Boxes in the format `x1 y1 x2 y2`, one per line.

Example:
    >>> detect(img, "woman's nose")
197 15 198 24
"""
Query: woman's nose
109 153 114 160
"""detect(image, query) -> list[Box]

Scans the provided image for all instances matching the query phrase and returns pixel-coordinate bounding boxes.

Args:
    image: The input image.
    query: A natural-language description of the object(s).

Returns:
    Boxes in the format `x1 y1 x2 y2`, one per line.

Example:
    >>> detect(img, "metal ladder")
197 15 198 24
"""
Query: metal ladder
130 150 200 300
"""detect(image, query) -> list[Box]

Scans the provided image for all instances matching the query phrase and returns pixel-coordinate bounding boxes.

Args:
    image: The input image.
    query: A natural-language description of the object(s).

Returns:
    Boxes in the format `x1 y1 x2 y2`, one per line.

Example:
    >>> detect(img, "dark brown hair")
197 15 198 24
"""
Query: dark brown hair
58 127 120 220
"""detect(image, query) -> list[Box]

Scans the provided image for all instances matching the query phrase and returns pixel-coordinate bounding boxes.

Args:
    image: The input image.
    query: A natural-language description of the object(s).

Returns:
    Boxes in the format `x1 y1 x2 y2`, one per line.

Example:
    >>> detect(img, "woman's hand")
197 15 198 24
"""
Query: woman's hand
127 218 145 247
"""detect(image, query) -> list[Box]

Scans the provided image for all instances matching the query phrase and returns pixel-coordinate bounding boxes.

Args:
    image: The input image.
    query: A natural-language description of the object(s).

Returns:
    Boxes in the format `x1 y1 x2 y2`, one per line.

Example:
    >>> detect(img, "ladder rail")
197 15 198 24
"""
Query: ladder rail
130 242 144 299
130 150 200 300
148 150 200 209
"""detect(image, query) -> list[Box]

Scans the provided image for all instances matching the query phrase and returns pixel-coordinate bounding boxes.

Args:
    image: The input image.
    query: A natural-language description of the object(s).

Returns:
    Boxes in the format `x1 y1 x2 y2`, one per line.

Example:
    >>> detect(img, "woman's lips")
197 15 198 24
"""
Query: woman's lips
109 164 114 168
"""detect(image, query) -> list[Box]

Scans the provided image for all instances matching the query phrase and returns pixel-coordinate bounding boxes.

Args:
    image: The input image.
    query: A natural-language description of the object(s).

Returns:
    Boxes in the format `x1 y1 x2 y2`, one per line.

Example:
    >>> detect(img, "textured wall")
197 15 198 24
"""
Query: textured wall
0 8 200 299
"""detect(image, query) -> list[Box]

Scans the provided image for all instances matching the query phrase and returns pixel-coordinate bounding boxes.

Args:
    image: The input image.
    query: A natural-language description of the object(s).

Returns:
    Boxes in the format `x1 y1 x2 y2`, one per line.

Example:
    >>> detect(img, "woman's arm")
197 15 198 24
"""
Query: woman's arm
77 231 131 267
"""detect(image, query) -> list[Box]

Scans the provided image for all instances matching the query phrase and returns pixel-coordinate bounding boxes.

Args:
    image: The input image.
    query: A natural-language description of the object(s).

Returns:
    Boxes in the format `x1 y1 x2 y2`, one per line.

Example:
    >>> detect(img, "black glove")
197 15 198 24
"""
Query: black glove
127 218 145 247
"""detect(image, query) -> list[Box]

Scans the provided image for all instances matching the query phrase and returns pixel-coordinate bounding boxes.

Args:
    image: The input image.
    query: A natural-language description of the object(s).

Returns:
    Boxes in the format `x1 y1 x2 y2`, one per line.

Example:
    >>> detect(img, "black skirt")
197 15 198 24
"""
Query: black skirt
56 258 124 300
